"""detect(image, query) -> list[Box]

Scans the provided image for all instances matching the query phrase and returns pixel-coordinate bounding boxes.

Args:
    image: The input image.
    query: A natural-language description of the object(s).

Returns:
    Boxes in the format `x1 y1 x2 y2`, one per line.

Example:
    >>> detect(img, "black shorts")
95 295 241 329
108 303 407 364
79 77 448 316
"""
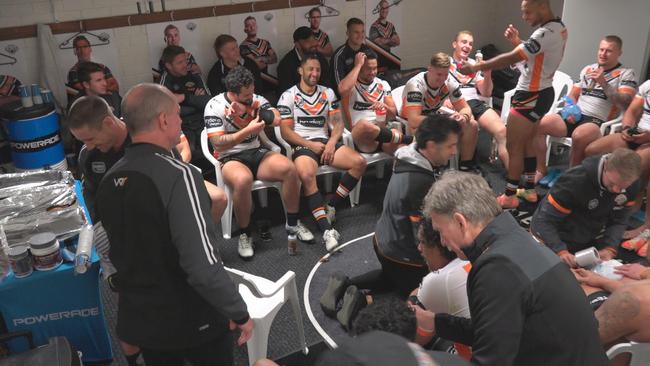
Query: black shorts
511 87 555 123
561 114 604 137
467 99 491 120
293 138 343 165
587 290 610 311
219 147 271 178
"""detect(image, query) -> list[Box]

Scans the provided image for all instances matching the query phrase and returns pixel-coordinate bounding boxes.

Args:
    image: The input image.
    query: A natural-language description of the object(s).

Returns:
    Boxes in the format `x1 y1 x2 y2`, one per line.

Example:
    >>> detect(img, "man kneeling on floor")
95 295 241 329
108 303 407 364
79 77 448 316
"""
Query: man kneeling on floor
530 148 641 268
319 114 460 329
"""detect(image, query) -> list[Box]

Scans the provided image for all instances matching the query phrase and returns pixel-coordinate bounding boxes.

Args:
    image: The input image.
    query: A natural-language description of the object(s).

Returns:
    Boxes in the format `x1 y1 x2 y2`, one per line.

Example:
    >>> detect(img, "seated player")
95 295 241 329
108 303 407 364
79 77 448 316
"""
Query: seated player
331 18 370 97
402 52 479 172
159 45 211 154
277 26 331 93
339 49 411 155
207 34 263 96
530 148 641 268
449 31 508 167
68 62 122 117
278 54 367 251
535 35 636 174
204 66 313 260
157 24 202 76
67 36 119 95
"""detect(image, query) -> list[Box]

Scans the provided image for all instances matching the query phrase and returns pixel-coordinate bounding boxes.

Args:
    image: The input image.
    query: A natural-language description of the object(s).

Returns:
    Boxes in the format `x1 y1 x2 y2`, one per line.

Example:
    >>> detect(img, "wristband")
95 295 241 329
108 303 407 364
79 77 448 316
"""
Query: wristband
462 113 471 123
416 326 434 337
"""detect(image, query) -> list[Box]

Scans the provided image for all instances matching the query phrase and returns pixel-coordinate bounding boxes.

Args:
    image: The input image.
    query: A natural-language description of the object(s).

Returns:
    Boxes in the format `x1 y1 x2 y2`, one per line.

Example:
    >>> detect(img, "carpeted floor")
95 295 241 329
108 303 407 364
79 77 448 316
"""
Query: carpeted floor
98 130 646 366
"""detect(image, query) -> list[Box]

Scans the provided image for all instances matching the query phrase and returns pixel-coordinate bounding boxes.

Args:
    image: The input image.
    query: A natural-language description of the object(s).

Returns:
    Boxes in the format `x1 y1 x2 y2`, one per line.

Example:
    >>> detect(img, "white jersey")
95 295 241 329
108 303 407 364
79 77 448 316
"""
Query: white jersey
401 71 464 117
277 85 340 141
515 19 568 92
203 93 274 157
417 258 471 318
448 56 488 102
637 80 650 131
344 77 393 126
575 63 637 121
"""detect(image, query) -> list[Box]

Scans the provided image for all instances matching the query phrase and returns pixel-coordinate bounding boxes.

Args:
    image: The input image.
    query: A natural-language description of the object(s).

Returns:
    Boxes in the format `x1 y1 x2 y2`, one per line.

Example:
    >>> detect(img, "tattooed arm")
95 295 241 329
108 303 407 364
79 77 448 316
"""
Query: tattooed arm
209 117 265 152
595 289 641 344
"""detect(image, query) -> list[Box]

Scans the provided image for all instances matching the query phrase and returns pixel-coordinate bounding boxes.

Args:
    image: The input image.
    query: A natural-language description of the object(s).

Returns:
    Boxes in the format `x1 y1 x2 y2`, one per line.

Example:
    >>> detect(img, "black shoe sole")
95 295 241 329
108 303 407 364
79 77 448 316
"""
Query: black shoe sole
336 285 367 331
238 254 254 261
319 272 349 317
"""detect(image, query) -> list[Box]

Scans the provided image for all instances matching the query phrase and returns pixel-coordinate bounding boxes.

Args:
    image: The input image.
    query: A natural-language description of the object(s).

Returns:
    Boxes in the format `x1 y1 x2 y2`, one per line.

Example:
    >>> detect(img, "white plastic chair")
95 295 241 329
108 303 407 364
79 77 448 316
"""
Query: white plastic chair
225 267 308 366
200 129 286 239
607 342 650 366
273 126 360 207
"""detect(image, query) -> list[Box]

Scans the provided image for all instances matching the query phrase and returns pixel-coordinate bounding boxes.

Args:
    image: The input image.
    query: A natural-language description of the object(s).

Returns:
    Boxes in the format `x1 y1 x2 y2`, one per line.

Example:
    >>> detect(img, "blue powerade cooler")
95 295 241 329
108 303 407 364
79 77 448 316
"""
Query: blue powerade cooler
4 104 67 171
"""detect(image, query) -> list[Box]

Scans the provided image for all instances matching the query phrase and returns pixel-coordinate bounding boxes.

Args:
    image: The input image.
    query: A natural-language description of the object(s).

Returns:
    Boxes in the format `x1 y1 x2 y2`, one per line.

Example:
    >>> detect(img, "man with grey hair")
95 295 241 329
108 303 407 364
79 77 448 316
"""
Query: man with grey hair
531 148 641 267
96 83 252 366
418 171 608 365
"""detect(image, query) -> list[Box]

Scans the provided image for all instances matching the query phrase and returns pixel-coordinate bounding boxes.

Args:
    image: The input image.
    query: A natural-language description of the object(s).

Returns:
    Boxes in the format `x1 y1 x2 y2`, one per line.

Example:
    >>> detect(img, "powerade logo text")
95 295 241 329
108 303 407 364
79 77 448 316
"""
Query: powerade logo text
13 307 100 326
10 131 61 153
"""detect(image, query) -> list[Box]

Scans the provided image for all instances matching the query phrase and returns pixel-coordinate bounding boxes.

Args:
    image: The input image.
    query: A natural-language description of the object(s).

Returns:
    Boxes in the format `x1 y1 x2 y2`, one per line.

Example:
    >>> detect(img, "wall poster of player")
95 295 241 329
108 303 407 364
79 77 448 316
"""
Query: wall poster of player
365 0 403 70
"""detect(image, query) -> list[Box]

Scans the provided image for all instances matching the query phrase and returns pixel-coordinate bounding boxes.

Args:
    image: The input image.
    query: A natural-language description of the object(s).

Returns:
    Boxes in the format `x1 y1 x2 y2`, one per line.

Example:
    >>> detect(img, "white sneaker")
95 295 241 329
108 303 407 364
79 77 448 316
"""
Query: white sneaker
323 229 341 252
326 204 336 224
238 233 254 260
287 221 314 243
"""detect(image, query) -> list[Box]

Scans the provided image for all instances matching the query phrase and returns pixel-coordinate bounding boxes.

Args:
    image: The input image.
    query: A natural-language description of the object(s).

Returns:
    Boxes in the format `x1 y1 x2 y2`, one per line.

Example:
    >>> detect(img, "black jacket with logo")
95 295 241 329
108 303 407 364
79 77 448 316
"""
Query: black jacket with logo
530 154 639 254
435 213 608 366
96 143 248 350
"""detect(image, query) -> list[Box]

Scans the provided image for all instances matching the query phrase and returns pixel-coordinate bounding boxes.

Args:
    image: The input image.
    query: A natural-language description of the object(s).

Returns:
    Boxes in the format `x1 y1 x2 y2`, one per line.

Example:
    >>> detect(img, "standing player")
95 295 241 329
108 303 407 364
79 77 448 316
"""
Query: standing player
449 30 508 167
402 52 479 171
340 50 412 155
278 54 367 251
204 67 313 259
307 7 333 58
459 0 568 208
369 0 400 70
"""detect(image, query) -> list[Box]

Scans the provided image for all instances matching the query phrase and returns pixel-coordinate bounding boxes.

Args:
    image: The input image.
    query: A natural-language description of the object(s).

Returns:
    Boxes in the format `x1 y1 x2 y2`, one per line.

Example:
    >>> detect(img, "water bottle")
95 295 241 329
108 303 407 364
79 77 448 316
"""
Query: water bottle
74 225 94 275
560 96 582 124
0 225 11 281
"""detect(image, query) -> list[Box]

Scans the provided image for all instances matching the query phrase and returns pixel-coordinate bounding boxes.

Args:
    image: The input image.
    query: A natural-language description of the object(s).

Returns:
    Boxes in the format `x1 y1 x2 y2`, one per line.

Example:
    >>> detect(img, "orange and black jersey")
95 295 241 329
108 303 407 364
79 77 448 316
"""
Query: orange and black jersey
240 38 274 61
278 84 339 140
312 29 331 51
369 19 398 50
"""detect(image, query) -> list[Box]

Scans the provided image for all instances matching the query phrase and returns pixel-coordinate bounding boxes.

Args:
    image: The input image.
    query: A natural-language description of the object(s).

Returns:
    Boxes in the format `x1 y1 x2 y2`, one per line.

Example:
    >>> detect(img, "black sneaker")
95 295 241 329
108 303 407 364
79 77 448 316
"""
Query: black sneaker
258 220 272 242
336 285 367 331
319 272 349 317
